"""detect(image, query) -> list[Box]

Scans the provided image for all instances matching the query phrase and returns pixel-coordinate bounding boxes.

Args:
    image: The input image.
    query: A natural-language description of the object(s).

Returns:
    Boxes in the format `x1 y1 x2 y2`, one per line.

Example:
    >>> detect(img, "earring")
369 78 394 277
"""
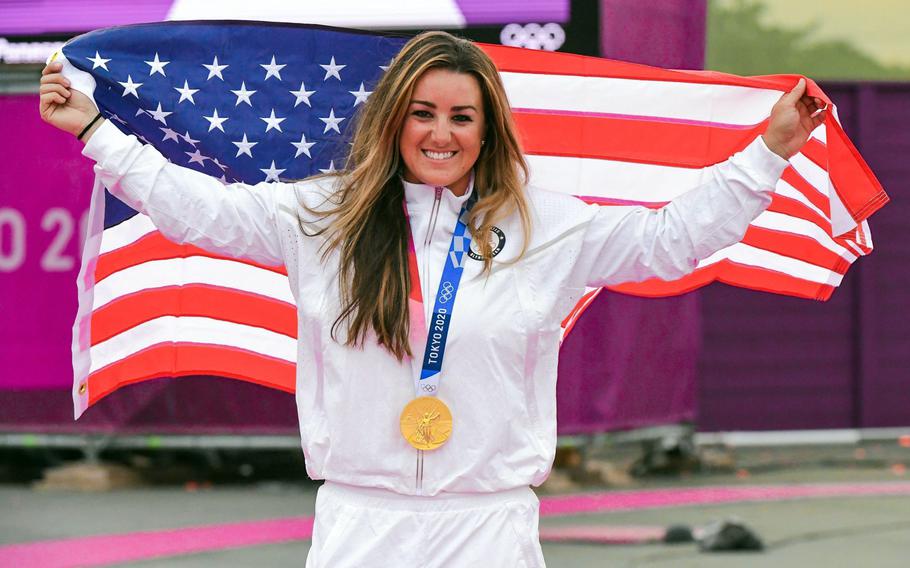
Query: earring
481 140 486 145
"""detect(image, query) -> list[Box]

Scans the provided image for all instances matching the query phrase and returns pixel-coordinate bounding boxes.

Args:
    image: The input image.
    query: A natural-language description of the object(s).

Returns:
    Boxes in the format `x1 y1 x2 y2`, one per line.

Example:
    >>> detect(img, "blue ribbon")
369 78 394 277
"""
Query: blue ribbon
418 193 478 386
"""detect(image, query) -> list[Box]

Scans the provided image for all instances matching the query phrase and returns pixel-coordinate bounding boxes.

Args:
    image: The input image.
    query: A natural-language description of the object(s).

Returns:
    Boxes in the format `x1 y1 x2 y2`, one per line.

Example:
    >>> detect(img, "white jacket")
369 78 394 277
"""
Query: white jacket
83 120 788 495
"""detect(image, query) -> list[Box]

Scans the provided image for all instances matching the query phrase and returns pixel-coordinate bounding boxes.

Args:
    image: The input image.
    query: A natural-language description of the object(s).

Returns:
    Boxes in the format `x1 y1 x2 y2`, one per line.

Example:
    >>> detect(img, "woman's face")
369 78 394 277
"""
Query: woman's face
399 68 485 196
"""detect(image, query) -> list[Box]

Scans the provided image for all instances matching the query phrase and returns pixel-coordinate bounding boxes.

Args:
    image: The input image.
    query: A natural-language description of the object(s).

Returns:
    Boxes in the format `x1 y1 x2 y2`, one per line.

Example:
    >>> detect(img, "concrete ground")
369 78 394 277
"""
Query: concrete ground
2 443 909 567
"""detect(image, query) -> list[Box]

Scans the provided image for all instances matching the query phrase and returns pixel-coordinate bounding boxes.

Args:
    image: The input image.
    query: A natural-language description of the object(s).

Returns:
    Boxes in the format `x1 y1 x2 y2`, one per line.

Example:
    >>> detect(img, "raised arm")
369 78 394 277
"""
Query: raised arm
574 78 824 287
576 137 788 287
39 60 286 266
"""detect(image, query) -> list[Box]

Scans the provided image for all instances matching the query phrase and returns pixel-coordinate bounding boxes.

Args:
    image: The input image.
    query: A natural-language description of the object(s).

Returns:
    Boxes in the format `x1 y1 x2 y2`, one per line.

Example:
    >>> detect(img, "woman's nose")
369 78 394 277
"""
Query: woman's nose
430 119 451 145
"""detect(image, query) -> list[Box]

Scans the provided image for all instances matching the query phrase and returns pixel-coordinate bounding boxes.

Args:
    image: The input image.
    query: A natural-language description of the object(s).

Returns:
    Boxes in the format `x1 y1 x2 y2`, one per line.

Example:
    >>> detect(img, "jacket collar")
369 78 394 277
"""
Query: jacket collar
402 172 475 213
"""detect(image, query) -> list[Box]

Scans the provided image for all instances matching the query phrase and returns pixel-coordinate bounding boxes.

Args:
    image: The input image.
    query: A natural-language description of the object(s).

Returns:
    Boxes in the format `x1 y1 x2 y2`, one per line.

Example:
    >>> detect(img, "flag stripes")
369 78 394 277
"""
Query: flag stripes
62 24 886 415
88 344 297 404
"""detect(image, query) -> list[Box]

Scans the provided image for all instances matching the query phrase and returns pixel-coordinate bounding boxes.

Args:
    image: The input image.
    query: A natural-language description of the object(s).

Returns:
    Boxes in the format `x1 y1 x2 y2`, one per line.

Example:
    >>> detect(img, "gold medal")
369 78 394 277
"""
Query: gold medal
400 396 453 451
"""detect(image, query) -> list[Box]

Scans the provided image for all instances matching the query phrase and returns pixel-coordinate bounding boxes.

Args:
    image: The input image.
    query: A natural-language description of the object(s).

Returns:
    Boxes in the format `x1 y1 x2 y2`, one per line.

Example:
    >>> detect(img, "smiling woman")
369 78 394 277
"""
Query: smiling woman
39 27 822 567
399 68 485 196
306 31 533 365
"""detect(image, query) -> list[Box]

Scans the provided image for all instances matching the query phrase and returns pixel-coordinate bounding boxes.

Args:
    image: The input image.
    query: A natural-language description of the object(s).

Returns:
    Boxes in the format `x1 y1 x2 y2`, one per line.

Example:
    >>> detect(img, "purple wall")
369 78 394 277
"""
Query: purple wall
697 83 910 431
556 0 709 435
600 0 707 70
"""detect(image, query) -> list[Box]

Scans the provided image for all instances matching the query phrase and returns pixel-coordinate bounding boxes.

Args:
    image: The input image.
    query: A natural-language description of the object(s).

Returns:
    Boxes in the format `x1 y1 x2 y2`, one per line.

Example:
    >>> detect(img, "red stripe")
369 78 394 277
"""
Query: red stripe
825 118 889 224
515 111 765 167
799 138 829 172
87 343 295 406
609 260 836 301
781 167 830 218
835 233 871 256
90 285 297 346
481 41 886 225
766 193 831 234
481 43 833 104
96 231 288 283
741 226 850 275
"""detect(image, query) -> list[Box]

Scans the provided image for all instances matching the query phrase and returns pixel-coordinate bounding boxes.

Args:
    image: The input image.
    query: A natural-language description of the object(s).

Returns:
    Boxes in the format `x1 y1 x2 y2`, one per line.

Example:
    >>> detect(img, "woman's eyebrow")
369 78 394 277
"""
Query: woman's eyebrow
410 100 478 112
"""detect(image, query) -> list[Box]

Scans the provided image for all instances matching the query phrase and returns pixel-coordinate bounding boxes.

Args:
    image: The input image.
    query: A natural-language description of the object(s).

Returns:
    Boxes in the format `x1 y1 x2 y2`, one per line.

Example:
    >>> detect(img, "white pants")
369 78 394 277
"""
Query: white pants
305 482 546 567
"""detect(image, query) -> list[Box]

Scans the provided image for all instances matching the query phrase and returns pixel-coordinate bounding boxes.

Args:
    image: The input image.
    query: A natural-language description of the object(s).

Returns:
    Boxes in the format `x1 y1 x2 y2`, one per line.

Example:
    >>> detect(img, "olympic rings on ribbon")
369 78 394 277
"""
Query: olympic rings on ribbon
500 23 566 51
438 281 455 303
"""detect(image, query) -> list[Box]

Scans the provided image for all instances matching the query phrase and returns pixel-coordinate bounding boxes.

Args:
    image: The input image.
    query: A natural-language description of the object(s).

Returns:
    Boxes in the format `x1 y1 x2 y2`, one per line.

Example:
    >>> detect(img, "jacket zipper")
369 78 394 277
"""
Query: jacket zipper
416 186 443 495
421 186 444 325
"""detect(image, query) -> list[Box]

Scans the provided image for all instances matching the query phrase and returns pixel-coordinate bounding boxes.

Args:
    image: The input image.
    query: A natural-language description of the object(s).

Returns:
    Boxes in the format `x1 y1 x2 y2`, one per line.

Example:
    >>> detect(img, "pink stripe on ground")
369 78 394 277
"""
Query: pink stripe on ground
538 482 910 517
3 482 909 567
0 516 314 568
539 525 665 544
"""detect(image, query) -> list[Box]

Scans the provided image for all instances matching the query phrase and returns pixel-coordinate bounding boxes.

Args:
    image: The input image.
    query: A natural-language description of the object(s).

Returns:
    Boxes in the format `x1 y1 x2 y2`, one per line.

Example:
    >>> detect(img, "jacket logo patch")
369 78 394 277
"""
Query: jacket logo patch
468 226 506 260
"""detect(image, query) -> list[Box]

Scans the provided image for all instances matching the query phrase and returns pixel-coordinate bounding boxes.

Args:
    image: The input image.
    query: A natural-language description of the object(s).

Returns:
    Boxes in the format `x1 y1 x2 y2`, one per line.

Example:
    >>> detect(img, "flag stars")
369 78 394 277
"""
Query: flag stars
230 82 256 106
260 109 286 133
261 161 286 182
182 131 200 147
204 108 229 132
160 127 181 143
320 56 346 81
185 149 210 166
349 83 372 106
232 133 258 158
319 108 345 134
175 80 199 104
203 56 228 80
319 161 338 174
118 75 143 98
291 133 316 158
144 53 169 76
261 55 287 81
87 51 111 71
146 102 172 125
290 81 315 108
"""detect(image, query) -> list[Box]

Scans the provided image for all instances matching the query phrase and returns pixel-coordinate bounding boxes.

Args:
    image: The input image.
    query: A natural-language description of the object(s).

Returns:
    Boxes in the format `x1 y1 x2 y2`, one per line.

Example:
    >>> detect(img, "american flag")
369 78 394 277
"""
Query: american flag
59 22 886 417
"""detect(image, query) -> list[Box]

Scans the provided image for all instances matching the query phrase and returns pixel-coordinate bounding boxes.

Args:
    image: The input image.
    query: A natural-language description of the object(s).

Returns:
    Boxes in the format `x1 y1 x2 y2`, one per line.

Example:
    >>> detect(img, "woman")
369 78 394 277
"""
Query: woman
40 31 823 567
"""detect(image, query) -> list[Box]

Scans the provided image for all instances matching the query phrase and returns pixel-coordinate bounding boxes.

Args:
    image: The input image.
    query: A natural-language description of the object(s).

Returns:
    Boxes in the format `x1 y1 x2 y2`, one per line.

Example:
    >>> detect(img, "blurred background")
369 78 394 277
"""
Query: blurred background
1 1 909 566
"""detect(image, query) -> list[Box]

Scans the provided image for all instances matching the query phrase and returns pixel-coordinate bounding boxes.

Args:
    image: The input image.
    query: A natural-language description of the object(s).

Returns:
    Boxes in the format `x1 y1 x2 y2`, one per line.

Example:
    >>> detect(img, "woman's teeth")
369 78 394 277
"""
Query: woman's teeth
423 150 455 160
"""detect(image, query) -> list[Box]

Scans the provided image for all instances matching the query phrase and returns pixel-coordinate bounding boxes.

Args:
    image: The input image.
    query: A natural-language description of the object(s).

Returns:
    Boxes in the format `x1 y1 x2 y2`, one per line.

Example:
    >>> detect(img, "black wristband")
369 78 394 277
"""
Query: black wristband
77 112 104 141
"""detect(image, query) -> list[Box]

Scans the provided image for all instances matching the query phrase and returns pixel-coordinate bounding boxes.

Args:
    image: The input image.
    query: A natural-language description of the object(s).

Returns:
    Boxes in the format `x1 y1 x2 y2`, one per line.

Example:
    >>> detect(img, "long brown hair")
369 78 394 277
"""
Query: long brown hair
305 31 531 359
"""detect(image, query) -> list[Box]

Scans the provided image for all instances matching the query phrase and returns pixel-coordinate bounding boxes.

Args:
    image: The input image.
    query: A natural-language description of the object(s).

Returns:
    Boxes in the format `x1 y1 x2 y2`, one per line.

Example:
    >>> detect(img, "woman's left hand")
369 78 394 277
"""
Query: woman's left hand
761 78 827 160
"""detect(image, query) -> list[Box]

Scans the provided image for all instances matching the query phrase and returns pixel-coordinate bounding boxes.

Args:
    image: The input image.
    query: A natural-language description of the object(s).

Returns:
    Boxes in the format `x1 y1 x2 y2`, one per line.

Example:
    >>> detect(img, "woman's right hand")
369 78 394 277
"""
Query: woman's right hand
39 60 100 139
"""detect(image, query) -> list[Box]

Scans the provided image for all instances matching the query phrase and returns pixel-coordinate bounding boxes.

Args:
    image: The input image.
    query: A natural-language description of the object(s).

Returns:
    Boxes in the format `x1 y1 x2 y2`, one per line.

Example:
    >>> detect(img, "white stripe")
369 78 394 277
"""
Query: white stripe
526 154 709 202
89 316 296 373
93 256 295 308
699 243 845 287
775 179 829 222
501 72 782 125
860 220 873 250
811 123 827 144
166 0 467 28
843 239 865 257
99 214 157 254
750 211 857 263
788 153 829 201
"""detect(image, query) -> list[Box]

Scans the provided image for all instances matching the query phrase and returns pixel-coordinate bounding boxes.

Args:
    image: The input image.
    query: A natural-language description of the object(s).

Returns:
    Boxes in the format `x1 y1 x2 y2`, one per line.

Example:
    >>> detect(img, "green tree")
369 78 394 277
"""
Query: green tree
707 0 910 80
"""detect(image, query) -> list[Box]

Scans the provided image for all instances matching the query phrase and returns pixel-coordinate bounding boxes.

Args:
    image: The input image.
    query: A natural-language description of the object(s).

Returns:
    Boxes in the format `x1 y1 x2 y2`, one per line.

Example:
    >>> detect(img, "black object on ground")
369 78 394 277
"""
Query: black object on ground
697 518 764 552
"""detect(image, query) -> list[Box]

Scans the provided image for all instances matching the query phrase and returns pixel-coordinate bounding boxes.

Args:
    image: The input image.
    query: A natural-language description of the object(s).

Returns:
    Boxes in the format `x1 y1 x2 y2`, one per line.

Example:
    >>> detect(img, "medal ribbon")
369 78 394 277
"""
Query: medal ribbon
404 191 477 398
